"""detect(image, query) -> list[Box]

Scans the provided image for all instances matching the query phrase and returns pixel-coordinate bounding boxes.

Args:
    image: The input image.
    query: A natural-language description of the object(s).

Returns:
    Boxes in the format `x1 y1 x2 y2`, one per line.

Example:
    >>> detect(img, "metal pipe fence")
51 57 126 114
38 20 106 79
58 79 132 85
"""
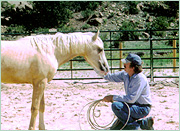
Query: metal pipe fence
1 29 179 82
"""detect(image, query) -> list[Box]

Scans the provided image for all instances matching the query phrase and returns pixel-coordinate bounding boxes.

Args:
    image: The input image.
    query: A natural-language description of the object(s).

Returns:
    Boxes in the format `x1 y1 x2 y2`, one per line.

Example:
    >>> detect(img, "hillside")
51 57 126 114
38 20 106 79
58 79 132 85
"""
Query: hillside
69 1 179 32
1 1 179 34
68 2 151 31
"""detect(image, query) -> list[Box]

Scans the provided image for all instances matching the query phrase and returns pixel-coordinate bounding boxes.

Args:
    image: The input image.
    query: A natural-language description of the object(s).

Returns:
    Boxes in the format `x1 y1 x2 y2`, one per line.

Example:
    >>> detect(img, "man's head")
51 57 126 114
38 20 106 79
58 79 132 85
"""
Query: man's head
122 53 143 75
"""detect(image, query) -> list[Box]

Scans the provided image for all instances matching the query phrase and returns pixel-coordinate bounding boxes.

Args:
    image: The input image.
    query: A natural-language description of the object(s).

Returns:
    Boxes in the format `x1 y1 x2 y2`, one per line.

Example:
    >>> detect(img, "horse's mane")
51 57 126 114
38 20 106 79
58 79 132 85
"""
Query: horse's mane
18 32 101 55
54 32 96 55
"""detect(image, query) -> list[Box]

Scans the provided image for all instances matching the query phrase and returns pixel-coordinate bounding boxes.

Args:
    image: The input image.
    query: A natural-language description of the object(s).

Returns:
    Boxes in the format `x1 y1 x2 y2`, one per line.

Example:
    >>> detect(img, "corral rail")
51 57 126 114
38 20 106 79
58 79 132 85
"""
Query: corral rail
1 29 179 82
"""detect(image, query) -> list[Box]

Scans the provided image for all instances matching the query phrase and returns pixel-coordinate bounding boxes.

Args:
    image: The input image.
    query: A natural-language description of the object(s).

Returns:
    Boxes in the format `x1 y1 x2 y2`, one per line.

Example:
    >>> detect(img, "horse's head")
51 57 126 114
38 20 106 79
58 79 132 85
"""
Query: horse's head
84 30 109 76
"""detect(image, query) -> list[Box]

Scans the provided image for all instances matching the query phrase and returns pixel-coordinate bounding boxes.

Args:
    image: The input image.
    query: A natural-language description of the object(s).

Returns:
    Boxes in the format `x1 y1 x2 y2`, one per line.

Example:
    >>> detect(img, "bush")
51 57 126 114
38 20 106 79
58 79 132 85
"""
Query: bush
1 1 74 31
145 16 170 37
2 25 27 40
127 1 141 14
30 2 73 29
81 9 93 20
1 1 102 32
82 24 91 30
70 1 102 12
118 21 141 41
4 25 26 34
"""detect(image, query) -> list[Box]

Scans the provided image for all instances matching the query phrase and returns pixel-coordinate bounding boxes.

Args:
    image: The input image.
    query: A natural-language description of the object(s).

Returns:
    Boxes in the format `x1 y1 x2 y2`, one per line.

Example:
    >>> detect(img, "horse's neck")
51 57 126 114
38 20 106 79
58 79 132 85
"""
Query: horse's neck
55 52 79 67
53 40 85 67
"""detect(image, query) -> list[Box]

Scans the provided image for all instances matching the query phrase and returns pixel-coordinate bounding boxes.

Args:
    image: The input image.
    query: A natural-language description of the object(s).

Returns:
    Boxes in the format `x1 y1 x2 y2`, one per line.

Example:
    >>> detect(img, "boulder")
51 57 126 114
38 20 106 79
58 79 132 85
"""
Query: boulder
99 12 104 18
87 18 103 26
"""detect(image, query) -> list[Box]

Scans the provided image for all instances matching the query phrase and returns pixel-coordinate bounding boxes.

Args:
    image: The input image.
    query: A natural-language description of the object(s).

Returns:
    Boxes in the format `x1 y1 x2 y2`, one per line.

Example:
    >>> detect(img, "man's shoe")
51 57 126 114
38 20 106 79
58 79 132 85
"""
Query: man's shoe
110 119 123 130
110 119 141 130
138 116 154 130
146 117 154 130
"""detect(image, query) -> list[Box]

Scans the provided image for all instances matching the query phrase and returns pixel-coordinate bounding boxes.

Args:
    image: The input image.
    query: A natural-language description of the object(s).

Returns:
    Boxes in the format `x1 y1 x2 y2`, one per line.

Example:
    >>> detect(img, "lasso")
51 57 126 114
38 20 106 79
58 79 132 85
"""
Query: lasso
79 99 130 130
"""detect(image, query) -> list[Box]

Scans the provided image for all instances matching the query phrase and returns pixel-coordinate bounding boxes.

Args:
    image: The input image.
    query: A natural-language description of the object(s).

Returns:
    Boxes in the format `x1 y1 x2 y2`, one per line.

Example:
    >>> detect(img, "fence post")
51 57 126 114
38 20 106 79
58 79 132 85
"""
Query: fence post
173 40 176 72
110 31 112 73
150 29 154 83
119 42 123 71
70 60 73 79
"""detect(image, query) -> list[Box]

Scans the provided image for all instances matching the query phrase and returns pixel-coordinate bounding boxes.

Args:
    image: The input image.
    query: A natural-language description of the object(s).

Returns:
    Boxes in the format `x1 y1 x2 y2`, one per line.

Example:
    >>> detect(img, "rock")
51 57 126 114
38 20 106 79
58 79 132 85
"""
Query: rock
146 16 153 22
107 13 114 19
155 51 171 56
136 52 145 57
87 18 103 26
112 4 116 7
91 14 99 19
99 12 104 18
117 12 122 16
109 10 114 13
142 32 150 38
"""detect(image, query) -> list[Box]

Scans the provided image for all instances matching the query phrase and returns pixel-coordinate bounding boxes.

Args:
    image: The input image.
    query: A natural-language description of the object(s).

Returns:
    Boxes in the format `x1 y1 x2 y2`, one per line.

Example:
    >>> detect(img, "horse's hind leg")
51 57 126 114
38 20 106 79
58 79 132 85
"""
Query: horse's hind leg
39 93 45 130
29 78 47 130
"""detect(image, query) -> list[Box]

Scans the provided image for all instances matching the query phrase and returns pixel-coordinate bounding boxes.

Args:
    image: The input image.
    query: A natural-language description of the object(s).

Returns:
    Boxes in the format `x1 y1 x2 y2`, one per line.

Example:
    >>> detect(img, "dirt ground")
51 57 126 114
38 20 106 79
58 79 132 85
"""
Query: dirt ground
1 72 179 130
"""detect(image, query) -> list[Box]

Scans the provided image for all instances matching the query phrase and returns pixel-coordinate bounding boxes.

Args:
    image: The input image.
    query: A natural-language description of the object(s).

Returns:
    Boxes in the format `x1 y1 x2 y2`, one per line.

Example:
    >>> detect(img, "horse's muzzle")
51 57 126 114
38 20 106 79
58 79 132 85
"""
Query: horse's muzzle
99 60 109 73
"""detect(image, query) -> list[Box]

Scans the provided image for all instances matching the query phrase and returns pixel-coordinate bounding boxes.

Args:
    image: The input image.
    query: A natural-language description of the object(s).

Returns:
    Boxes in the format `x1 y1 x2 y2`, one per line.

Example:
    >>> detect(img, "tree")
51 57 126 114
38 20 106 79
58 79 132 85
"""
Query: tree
1 1 73 31
31 1 73 29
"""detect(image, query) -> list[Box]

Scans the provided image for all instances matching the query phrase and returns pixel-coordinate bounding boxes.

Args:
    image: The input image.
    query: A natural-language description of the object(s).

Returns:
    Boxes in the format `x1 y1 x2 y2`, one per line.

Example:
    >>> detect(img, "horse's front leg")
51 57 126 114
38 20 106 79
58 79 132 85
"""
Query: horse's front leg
39 93 45 130
29 78 47 130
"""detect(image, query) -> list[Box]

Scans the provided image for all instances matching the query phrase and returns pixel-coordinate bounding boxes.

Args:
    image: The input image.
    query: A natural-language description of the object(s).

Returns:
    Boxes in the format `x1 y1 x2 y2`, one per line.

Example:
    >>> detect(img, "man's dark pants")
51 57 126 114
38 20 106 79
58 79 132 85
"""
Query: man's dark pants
111 101 151 130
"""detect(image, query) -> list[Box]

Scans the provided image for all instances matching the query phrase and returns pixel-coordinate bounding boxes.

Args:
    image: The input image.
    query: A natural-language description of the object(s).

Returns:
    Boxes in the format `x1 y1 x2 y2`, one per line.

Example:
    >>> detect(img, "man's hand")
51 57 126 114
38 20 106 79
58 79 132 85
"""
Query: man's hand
102 95 113 103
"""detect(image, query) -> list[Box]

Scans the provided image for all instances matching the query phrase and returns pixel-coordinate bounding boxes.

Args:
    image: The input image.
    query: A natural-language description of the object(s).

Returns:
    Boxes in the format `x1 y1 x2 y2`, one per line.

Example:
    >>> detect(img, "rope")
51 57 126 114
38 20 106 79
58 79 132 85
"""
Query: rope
79 99 131 130
119 102 130 130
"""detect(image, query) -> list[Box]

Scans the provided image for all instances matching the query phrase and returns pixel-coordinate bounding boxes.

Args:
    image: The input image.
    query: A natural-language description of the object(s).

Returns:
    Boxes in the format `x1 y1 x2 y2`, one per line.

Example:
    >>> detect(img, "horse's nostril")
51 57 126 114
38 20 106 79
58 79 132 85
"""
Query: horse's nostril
99 60 109 72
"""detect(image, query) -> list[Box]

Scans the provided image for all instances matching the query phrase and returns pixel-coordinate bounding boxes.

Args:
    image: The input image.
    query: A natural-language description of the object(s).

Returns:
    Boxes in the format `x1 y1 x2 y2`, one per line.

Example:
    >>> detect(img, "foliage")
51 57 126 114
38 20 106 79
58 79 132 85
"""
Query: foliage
142 1 179 18
82 24 91 30
70 1 102 12
81 9 93 20
1 1 179 38
80 2 102 20
1 1 101 32
2 1 73 31
126 1 141 14
1 24 27 40
4 25 26 34
111 21 141 48
31 2 73 29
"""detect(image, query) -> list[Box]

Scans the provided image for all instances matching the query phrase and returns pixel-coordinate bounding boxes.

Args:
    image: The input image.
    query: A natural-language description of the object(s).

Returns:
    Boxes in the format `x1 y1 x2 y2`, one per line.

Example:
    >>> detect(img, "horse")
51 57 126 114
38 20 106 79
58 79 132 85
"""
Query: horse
1 30 109 130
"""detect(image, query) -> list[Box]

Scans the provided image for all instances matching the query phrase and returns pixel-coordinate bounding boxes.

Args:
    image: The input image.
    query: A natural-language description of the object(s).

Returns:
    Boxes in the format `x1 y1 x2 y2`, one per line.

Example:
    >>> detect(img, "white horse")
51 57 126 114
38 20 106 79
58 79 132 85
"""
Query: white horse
1 30 109 130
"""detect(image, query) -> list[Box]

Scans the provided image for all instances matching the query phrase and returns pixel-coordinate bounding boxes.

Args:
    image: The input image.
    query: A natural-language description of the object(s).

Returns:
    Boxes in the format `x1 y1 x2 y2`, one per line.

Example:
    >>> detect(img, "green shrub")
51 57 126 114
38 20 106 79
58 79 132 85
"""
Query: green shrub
2 25 27 40
127 1 140 14
5 25 26 34
117 21 141 41
82 24 91 30
81 9 93 19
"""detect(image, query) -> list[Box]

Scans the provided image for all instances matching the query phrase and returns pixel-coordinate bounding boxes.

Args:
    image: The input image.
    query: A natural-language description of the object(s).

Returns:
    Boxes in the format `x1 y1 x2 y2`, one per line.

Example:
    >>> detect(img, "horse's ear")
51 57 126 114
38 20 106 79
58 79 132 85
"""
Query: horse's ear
92 30 100 41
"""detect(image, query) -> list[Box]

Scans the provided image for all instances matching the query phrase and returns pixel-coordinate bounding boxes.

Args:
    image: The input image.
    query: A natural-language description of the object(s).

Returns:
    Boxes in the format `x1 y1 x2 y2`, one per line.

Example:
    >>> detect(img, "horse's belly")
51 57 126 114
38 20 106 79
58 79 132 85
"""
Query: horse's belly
1 43 34 83
1 70 32 84
1 55 56 84
1 55 33 83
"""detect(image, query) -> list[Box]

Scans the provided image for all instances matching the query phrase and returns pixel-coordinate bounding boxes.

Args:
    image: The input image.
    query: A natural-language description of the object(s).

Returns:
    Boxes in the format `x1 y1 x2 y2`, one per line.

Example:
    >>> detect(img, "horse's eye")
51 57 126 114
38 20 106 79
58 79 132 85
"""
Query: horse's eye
98 48 103 53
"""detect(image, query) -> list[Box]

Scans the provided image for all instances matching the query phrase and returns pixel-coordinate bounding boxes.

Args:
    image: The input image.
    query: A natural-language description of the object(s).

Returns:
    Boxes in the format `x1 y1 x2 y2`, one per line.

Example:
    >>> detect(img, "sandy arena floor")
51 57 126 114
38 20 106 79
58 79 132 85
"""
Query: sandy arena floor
1 68 179 130
1 76 179 130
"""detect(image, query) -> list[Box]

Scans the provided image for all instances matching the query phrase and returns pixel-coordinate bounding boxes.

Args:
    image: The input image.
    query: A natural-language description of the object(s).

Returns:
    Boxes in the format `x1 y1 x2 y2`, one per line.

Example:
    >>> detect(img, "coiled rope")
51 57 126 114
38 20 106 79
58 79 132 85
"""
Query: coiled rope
79 99 130 130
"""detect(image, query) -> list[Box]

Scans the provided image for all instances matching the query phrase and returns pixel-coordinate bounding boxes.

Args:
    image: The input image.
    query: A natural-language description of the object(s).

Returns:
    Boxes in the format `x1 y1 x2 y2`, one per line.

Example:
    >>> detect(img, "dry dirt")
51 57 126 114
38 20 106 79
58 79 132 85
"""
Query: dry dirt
1 74 179 130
